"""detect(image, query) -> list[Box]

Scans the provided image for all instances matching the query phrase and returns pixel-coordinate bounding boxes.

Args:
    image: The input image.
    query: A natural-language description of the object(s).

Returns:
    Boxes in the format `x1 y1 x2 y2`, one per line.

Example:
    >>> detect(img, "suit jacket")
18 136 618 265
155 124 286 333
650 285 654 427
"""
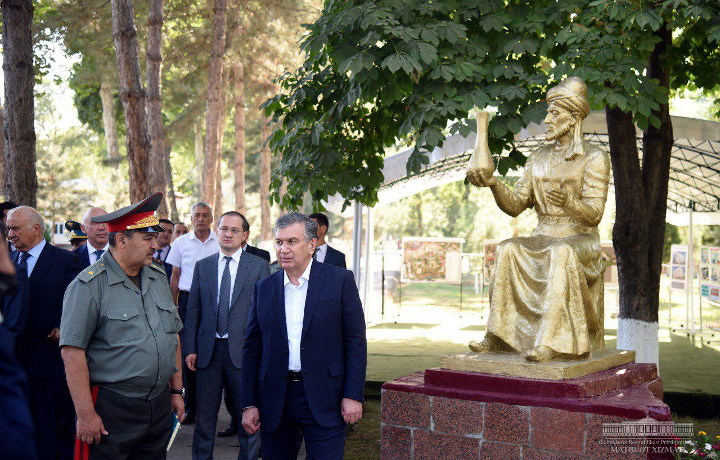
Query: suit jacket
74 242 90 268
245 244 271 263
184 251 270 369
240 260 367 430
12 244 83 378
0 264 29 337
323 245 346 269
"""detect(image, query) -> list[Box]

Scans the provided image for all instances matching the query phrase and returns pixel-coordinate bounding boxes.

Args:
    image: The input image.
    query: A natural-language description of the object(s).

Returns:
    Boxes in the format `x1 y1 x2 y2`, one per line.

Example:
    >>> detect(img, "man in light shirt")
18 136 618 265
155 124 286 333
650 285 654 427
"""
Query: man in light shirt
308 213 346 268
167 202 220 424
76 207 109 269
184 211 269 460
240 212 366 459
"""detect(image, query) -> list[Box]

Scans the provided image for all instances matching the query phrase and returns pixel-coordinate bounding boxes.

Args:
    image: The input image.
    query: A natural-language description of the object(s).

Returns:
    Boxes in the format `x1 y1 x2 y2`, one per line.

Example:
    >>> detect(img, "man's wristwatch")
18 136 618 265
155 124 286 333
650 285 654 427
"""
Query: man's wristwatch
170 387 185 397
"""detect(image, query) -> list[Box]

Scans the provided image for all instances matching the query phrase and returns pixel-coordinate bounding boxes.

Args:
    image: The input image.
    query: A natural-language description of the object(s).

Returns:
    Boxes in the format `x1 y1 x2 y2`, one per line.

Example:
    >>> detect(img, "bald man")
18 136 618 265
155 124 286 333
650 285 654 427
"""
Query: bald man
76 207 108 268
7 206 83 460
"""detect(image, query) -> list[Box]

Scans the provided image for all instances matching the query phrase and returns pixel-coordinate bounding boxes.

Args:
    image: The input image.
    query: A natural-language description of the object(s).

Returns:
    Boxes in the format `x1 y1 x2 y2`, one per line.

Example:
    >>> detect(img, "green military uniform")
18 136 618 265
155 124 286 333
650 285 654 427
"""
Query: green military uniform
59 192 184 460
60 251 182 399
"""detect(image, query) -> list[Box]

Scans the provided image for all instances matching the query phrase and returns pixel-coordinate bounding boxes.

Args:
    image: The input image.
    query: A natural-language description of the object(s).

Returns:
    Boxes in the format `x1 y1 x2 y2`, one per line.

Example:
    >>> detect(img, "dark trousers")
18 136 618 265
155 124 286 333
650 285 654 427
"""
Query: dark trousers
89 387 173 460
193 340 258 460
178 291 197 417
28 376 75 460
223 375 238 429
260 380 345 460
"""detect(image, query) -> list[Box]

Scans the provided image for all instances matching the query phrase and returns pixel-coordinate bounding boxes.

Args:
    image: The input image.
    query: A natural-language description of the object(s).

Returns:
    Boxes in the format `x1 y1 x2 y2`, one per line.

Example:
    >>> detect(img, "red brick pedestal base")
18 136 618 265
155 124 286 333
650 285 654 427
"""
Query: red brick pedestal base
381 363 675 460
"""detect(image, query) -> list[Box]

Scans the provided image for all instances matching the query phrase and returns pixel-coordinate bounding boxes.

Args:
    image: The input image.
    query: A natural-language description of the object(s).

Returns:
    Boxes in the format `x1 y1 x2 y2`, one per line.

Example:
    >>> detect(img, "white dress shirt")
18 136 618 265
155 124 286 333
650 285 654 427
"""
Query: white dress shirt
87 240 109 265
215 249 242 339
314 243 328 263
284 261 312 371
19 239 46 277
166 231 220 291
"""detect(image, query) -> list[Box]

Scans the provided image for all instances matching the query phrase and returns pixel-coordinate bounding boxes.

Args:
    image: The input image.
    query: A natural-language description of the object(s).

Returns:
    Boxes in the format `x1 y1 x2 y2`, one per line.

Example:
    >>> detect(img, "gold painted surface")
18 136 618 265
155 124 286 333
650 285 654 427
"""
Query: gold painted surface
466 77 611 363
441 349 635 380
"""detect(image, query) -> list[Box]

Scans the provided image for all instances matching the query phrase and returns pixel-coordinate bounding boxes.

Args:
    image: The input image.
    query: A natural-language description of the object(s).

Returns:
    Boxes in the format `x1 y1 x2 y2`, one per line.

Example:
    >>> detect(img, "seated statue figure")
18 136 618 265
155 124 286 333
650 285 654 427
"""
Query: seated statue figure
466 77 610 362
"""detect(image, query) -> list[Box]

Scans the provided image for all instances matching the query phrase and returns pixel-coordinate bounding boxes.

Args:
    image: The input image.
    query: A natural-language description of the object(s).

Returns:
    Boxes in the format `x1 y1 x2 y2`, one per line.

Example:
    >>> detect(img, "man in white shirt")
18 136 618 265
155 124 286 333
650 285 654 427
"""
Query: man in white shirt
166 202 219 423
240 213 366 459
184 211 269 460
76 207 109 269
308 213 346 268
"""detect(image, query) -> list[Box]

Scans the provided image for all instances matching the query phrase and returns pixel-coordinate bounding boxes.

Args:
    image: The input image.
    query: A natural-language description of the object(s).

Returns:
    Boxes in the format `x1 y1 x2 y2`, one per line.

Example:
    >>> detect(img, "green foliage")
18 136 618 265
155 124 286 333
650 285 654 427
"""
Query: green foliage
664 223 681 263
265 0 720 210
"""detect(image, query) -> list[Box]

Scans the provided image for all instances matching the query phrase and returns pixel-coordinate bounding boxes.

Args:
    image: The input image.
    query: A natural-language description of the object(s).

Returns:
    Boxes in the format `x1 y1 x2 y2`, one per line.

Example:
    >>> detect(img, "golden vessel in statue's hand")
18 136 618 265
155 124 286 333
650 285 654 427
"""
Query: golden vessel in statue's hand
465 109 496 188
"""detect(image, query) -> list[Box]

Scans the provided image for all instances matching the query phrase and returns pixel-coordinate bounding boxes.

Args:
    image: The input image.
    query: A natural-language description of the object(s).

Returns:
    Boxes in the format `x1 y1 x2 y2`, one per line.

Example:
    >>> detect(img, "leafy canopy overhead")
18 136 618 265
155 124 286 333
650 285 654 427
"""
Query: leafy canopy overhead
264 0 720 210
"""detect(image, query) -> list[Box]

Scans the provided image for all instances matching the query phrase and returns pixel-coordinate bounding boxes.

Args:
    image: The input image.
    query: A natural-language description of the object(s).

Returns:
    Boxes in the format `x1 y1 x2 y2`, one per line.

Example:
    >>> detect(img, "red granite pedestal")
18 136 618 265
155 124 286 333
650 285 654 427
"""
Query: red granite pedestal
381 363 675 460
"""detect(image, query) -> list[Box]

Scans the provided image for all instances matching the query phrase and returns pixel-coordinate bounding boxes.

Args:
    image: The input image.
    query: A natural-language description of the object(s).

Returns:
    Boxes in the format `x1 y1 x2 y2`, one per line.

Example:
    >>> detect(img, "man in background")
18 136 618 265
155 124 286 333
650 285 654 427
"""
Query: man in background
185 211 269 460
8 206 83 460
172 222 189 243
76 207 109 269
155 218 174 278
309 213 346 268
167 203 220 424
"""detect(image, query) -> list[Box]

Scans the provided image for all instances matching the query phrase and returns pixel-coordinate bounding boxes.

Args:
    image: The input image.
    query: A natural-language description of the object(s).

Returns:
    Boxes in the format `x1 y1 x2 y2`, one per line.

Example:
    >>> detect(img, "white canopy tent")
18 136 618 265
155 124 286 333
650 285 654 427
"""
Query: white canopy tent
329 112 720 364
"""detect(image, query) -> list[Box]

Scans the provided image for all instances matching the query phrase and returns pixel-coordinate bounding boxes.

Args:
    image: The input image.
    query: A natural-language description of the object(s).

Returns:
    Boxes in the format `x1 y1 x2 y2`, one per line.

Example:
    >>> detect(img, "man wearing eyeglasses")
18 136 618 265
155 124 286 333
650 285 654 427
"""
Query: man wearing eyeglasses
183 211 270 460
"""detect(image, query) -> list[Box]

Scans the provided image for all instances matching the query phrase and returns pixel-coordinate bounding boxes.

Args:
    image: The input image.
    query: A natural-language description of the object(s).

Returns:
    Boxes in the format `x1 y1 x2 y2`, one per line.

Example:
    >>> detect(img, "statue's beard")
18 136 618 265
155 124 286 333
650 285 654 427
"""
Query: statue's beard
546 120 574 142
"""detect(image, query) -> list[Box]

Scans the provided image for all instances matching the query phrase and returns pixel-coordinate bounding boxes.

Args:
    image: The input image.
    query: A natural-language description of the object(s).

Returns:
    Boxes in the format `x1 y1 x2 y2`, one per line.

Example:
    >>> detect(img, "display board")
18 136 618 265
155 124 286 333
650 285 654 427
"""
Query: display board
401 237 464 283
700 246 720 301
670 244 689 291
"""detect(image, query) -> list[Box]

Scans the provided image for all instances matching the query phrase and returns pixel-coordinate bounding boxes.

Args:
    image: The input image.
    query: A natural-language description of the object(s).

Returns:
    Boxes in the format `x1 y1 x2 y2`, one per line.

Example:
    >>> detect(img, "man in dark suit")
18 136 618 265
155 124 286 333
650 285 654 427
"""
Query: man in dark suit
215 213 270 438
241 212 366 459
185 211 270 460
154 218 174 279
7 206 83 460
308 213 346 268
75 207 109 269
0 223 36 460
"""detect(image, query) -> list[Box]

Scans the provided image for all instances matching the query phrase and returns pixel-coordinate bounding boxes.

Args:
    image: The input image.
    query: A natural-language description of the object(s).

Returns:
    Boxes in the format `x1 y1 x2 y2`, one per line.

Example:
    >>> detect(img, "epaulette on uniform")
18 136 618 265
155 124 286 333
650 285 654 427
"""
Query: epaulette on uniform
149 259 166 273
77 261 107 283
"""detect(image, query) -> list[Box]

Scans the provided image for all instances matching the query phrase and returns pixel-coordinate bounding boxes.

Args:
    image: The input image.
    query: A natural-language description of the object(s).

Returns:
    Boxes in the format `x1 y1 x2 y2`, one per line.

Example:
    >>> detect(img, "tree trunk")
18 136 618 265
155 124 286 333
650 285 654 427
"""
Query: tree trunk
146 0 167 214
2 0 37 207
213 65 228 215
201 0 227 205
641 24 673 323
233 62 246 215
99 81 120 159
260 111 272 241
111 0 151 203
194 121 203 198
164 142 179 222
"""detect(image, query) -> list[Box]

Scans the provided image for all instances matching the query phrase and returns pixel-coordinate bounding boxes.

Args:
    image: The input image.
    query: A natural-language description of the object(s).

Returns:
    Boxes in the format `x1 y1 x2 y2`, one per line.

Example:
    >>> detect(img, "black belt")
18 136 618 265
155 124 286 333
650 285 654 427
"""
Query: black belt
286 371 303 381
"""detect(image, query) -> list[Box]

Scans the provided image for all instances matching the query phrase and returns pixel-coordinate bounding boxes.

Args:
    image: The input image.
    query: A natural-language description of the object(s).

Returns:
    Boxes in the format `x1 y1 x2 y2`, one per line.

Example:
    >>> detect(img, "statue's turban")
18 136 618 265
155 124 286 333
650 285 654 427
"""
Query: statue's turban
546 77 590 120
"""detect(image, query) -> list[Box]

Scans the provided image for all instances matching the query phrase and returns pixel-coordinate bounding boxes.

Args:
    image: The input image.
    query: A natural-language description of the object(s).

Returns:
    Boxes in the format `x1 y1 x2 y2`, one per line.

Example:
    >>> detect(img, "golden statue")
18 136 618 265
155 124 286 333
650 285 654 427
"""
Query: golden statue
466 77 610 363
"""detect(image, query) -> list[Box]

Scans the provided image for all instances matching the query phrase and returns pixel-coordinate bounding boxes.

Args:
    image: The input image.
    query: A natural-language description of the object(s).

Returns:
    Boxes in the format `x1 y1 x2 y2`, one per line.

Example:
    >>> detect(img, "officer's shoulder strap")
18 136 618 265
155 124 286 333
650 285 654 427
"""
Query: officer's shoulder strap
149 259 166 274
77 261 107 283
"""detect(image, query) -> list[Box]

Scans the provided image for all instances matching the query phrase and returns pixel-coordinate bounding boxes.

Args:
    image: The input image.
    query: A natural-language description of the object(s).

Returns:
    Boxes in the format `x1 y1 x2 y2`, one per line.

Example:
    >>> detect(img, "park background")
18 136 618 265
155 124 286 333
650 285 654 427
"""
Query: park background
2 0 720 458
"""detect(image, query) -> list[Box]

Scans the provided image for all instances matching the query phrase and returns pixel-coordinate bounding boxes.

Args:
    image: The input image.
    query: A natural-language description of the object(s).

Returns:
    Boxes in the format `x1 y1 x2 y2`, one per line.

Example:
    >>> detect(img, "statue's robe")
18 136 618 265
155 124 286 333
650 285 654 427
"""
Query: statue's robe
487 142 611 356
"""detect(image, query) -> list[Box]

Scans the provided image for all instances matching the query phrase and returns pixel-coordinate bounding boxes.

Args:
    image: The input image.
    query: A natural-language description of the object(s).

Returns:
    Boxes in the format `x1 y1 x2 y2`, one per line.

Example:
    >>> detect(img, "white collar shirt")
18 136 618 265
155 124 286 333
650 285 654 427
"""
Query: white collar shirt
166 231 220 291
315 243 328 263
283 261 312 371
215 249 242 339
87 240 110 265
19 239 46 277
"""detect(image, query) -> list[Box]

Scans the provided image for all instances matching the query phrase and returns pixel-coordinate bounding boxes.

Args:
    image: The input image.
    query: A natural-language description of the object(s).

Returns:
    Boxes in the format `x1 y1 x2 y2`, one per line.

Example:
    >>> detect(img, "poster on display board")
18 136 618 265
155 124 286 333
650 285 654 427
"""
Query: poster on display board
670 244 689 291
401 237 464 283
700 246 720 301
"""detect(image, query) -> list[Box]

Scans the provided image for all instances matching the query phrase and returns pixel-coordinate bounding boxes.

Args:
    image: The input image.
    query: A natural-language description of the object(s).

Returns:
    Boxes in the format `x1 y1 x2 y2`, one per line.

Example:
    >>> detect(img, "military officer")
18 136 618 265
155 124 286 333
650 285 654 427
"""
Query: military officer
65 220 88 251
60 193 186 460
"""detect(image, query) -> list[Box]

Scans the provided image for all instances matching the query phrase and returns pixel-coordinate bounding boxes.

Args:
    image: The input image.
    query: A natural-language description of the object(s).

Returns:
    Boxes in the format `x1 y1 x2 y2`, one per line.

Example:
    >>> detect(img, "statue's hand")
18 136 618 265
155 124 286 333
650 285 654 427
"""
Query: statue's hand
547 184 569 207
467 168 496 188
